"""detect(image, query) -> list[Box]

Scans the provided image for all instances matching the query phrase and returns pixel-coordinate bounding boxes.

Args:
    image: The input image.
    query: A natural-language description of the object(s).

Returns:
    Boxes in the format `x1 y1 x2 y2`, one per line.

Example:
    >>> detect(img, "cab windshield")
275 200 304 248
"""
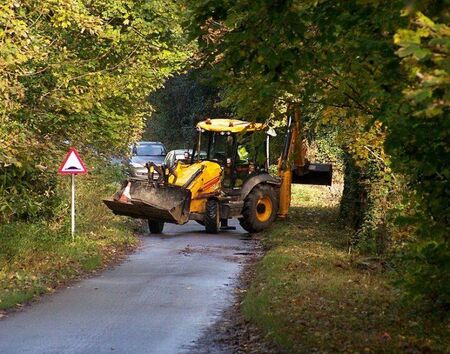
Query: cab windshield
193 129 268 188
194 130 266 167
196 131 234 164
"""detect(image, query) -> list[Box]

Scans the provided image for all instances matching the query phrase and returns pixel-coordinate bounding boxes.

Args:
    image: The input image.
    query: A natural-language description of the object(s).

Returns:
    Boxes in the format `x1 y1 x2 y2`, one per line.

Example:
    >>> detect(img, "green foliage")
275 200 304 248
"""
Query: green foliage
400 240 450 311
186 0 405 119
340 153 395 255
389 12 450 310
302 111 345 182
0 122 62 222
0 0 192 221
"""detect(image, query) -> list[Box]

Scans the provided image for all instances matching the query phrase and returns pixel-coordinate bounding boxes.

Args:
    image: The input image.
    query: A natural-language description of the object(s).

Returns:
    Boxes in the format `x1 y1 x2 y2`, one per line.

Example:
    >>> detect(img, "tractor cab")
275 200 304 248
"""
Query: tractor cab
193 118 269 188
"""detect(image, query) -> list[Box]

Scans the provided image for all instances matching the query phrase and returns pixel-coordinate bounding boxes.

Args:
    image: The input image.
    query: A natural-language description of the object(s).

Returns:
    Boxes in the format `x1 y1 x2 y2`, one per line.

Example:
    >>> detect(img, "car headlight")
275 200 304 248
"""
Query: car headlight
131 162 144 168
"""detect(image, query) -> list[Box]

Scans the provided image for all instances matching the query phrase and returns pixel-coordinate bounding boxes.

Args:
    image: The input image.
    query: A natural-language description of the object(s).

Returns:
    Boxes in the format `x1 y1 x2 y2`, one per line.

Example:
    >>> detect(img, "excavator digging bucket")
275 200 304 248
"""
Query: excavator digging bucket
292 163 333 186
103 180 191 224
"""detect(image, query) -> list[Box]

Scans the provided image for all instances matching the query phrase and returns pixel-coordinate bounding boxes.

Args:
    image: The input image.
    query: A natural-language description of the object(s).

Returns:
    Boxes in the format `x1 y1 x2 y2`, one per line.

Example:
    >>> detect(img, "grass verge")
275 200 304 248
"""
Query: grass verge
242 185 449 353
0 165 138 311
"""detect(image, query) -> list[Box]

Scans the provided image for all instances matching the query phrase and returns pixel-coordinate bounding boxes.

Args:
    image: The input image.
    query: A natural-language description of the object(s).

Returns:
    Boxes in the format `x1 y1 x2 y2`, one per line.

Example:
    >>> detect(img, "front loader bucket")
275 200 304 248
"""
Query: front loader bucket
103 179 191 224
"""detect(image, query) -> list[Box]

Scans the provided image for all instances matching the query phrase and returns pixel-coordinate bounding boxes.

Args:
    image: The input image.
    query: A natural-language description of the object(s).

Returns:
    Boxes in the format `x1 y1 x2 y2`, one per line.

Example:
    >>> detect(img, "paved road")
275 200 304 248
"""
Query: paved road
0 221 252 354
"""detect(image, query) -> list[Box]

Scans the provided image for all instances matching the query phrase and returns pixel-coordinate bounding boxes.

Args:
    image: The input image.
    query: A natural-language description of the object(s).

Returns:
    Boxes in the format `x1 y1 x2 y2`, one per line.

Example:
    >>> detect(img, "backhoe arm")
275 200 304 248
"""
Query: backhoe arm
277 105 332 219
277 106 304 218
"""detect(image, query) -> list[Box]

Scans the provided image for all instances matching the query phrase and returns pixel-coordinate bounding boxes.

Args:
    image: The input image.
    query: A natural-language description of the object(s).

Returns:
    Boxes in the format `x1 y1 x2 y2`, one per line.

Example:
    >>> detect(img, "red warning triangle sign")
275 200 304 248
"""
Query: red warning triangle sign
58 147 88 175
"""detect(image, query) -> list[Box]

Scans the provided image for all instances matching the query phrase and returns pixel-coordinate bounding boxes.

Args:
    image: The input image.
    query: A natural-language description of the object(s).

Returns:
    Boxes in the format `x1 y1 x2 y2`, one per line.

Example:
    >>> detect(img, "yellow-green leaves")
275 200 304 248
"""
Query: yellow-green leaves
395 12 449 117
1 0 193 222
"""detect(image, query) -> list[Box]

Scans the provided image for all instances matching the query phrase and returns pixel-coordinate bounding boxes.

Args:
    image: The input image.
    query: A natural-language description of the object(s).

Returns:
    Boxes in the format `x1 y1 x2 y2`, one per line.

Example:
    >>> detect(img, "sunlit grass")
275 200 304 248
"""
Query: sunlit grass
243 184 449 353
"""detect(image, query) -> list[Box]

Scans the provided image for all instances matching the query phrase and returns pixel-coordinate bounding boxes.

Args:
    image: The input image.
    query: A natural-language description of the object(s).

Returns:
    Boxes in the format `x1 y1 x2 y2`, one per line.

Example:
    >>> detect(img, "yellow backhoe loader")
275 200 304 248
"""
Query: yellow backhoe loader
103 108 332 234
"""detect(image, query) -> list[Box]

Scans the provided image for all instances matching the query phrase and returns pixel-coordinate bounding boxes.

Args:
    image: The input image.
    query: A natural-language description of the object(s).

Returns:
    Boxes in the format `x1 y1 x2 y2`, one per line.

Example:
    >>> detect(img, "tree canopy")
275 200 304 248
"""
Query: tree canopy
145 69 230 150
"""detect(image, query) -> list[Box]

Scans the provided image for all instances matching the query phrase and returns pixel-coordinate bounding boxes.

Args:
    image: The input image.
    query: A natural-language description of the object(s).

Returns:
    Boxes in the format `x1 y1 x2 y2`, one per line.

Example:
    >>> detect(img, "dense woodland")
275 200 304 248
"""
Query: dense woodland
0 0 448 320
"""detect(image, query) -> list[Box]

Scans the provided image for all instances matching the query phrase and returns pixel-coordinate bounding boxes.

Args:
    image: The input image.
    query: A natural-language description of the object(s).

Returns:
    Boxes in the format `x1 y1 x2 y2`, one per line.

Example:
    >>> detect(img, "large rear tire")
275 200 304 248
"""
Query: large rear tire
148 220 164 234
204 199 220 234
239 184 278 233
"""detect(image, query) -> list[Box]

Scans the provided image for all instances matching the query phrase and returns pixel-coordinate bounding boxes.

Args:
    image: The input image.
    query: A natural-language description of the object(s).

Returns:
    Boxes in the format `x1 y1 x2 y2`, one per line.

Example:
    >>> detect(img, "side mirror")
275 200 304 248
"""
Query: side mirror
267 127 277 137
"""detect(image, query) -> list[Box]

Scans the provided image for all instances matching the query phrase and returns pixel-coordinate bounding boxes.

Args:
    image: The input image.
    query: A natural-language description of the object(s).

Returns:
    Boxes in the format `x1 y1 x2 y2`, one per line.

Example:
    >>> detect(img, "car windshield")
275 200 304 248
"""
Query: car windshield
134 144 165 156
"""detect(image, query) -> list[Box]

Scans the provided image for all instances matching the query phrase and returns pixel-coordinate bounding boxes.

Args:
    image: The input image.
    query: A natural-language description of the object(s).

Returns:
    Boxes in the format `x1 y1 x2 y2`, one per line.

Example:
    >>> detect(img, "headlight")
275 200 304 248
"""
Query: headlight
131 162 144 168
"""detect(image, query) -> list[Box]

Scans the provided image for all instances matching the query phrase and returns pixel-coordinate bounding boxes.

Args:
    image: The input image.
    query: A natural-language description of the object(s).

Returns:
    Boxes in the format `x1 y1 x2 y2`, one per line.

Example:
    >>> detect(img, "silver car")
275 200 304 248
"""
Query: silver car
164 149 192 168
164 149 208 168
128 141 166 179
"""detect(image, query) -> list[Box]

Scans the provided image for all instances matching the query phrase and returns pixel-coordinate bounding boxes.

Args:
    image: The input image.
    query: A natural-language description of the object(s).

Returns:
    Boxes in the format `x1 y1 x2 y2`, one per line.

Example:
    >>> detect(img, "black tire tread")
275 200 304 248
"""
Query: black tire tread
239 184 278 233
148 220 164 234
204 199 219 234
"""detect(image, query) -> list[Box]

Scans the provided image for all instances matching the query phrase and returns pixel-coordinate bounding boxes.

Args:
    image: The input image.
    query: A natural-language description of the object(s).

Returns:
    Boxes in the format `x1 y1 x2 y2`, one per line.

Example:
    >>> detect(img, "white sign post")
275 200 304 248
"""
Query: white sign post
71 174 75 238
58 147 88 240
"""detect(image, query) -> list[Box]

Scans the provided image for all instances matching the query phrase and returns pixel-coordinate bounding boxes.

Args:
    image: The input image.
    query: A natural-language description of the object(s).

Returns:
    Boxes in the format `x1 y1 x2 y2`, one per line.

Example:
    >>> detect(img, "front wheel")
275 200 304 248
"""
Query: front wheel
204 199 220 234
148 220 164 234
239 184 278 233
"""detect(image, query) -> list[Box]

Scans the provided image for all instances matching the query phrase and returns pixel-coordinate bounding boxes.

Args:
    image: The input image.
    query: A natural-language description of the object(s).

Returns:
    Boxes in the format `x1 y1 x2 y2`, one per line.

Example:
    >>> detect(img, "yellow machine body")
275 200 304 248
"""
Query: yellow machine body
169 161 222 214
277 107 302 218
277 169 292 219
197 118 265 133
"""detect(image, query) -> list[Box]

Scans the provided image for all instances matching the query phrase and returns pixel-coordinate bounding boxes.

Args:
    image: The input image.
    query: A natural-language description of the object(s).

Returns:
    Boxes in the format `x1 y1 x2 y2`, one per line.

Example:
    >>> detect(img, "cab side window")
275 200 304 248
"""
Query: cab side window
236 132 266 167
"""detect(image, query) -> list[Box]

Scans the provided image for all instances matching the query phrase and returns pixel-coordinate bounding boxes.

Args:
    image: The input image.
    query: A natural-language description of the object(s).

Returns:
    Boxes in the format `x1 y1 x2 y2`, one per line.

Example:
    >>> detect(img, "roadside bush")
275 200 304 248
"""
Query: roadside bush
0 124 62 223
340 153 395 255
